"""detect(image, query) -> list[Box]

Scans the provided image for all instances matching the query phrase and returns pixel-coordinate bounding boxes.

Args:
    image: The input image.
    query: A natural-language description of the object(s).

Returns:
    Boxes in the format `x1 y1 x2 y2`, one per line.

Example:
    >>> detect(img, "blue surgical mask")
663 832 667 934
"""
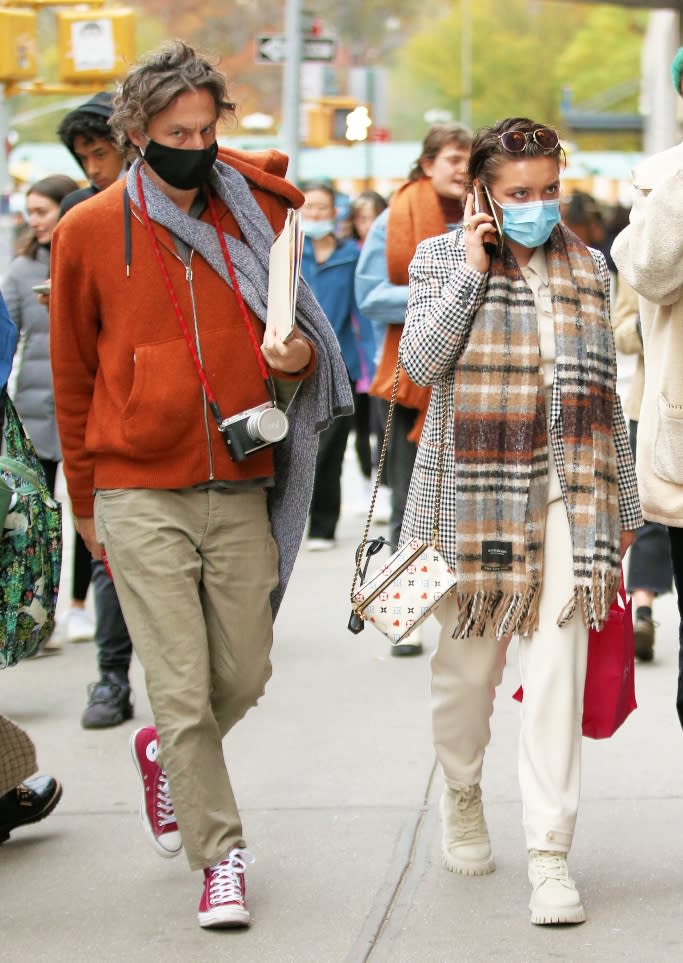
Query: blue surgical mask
302 218 335 240
493 198 561 249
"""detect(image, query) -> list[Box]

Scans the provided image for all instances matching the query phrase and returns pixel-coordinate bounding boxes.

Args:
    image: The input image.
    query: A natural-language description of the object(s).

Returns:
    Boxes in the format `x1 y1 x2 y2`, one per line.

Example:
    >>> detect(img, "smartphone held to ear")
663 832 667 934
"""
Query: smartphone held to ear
472 185 501 258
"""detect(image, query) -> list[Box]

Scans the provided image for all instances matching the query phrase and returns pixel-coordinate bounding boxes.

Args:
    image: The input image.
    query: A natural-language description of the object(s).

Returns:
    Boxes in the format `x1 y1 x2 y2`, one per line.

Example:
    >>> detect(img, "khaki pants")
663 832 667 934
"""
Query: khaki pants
95 487 279 871
432 499 589 854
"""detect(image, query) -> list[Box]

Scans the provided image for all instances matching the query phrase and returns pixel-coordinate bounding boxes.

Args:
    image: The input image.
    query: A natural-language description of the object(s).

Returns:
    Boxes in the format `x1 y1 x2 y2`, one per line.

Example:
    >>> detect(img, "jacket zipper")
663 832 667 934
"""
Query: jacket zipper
131 212 215 479
183 251 215 481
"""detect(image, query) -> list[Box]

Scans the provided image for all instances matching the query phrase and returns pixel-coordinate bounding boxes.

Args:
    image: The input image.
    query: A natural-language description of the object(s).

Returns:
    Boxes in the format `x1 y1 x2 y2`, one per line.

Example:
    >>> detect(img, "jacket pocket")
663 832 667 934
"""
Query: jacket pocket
653 393 683 484
121 337 200 454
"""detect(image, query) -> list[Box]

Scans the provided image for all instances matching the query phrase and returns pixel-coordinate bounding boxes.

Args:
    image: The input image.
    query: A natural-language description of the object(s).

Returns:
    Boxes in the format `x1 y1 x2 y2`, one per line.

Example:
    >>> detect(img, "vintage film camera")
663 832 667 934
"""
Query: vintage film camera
219 401 289 462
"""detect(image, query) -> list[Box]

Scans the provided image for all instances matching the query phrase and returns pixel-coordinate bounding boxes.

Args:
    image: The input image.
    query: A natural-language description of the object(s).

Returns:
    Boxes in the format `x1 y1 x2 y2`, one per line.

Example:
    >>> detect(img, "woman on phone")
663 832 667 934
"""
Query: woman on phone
399 117 642 925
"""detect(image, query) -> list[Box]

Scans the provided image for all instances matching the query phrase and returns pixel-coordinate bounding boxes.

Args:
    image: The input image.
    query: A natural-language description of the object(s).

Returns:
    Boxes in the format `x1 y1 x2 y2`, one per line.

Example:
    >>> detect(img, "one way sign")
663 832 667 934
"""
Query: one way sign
256 34 336 64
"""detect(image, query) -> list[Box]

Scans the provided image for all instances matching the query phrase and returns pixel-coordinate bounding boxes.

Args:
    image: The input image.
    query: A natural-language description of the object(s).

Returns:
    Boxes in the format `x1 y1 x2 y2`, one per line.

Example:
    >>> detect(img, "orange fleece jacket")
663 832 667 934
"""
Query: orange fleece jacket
50 149 314 517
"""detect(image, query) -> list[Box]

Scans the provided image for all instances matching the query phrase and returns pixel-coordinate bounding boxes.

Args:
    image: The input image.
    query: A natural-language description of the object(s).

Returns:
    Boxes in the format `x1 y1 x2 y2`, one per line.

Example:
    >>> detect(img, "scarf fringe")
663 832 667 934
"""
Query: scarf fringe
452 566 620 639
557 570 622 632
452 585 542 640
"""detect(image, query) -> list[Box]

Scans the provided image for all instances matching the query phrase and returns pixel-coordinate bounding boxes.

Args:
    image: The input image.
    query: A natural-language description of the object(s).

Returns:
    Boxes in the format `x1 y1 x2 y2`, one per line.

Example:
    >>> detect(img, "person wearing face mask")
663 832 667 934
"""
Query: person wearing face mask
49 40 352 930
399 117 642 926
299 181 360 550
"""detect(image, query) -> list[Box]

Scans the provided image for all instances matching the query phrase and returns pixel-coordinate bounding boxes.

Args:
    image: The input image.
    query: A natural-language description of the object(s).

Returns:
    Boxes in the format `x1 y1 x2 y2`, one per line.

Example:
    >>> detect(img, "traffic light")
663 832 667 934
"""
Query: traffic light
56 8 135 84
303 97 371 147
0 9 37 83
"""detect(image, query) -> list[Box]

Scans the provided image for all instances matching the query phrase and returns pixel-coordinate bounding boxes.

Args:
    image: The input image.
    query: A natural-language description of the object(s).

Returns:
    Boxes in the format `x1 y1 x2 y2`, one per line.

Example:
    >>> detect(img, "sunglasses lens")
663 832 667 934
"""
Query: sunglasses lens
534 128 559 150
500 131 526 152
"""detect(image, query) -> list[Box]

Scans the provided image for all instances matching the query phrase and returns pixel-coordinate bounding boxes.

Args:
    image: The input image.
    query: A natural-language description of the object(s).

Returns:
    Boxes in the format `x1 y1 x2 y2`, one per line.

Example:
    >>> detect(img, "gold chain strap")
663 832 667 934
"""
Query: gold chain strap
349 363 447 602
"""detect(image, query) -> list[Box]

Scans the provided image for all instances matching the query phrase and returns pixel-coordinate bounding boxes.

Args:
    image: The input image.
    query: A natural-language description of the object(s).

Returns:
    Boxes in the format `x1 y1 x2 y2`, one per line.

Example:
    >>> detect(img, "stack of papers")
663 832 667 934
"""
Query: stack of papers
266 208 303 343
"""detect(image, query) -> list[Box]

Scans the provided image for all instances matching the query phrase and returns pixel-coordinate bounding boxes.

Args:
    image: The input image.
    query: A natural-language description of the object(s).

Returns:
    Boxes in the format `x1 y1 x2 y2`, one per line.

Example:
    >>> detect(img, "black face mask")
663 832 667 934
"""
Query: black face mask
141 138 218 190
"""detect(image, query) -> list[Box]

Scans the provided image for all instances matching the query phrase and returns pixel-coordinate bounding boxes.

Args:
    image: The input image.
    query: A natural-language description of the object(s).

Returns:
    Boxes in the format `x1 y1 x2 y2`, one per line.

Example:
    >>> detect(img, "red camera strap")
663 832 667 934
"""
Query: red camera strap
135 168 273 419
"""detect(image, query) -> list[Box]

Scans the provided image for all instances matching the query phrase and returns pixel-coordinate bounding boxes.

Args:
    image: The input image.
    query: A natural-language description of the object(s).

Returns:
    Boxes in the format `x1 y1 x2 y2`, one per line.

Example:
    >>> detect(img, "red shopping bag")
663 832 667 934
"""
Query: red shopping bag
512 581 636 740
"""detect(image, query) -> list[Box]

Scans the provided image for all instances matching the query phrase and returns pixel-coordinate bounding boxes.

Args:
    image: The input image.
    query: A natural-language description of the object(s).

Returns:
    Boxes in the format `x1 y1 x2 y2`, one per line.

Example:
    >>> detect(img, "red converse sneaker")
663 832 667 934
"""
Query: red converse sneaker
198 848 255 928
129 726 182 858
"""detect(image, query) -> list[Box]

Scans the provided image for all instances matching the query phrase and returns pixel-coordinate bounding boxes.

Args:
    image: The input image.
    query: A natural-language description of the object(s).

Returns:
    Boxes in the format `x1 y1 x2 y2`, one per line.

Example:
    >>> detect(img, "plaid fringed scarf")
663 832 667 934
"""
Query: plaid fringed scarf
452 224 621 638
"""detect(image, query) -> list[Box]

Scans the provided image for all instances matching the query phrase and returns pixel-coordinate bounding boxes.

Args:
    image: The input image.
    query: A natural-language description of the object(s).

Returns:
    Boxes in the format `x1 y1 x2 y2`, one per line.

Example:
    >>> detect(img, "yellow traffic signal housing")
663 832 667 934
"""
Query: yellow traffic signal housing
0 9 37 83
303 97 365 147
56 8 135 84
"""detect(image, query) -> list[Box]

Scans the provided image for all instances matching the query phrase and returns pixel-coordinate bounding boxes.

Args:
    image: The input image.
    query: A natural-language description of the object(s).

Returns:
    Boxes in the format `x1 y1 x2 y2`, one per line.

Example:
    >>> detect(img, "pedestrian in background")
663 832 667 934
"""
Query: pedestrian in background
0 173 83 652
355 123 472 656
350 190 387 493
300 181 359 550
611 45 683 730
611 276 672 661
56 92 135 729
50 40 351 930
400 117 641 925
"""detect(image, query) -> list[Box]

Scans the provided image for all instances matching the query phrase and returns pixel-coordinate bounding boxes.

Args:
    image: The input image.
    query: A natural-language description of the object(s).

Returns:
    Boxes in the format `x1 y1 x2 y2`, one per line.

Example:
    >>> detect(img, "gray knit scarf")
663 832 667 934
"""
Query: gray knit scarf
126 159 353 616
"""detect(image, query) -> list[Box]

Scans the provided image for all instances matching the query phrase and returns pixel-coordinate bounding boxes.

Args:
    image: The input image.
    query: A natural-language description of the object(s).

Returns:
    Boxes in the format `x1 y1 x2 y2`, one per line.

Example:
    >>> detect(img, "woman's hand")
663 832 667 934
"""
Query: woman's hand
462 192 497 274
620 530 635 559
261 324 312 374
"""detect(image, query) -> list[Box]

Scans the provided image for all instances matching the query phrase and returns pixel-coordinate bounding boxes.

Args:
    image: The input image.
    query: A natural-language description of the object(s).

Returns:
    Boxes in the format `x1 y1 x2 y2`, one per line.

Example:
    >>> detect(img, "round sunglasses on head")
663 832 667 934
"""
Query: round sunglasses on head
498 128 560 153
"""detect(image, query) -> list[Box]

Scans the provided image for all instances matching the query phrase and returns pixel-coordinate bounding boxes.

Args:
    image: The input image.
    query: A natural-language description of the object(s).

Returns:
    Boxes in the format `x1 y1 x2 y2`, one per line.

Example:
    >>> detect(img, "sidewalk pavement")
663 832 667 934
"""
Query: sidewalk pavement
3 452 683 963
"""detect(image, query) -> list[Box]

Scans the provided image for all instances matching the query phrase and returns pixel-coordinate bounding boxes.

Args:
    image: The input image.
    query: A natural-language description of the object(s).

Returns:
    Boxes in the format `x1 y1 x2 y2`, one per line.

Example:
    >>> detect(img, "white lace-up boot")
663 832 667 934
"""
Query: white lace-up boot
528 850 586 925
440 784 495 875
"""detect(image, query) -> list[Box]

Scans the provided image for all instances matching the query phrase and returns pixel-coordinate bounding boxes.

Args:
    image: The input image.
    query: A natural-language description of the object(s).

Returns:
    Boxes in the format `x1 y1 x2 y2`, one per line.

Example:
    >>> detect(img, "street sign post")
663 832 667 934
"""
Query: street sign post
256 34 336 64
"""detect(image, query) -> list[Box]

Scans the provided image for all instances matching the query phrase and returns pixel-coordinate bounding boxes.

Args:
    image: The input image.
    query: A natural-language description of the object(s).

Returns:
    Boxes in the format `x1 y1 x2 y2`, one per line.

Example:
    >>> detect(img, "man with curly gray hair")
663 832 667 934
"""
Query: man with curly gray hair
49 40 352 930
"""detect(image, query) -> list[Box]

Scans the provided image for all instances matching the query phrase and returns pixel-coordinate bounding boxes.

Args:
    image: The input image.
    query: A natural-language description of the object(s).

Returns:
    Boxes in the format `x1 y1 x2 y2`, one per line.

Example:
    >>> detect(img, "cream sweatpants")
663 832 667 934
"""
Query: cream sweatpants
431 499 589 854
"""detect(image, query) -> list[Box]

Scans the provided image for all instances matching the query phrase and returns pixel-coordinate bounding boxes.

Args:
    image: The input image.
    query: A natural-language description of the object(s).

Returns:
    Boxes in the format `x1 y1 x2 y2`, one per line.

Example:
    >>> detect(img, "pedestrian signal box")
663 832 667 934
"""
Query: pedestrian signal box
0 9 37 83
304 97 363 147
56 8 135 84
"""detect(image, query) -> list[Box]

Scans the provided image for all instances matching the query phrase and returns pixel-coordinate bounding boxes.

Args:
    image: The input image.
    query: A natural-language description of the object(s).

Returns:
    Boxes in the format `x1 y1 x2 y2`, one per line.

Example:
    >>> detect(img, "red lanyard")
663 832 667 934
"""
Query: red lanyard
135 168 273 417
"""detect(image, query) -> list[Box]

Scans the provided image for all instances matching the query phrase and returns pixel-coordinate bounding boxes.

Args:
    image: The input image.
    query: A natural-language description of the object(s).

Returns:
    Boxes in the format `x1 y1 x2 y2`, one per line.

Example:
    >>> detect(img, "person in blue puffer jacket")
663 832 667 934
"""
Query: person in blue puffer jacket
300 181 359 550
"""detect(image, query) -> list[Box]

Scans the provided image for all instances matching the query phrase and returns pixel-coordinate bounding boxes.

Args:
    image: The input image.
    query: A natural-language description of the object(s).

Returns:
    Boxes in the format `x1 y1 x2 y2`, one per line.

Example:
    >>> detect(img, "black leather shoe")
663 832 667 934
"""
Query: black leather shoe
391 641 424 657
81 671 134 729
0 775 63 843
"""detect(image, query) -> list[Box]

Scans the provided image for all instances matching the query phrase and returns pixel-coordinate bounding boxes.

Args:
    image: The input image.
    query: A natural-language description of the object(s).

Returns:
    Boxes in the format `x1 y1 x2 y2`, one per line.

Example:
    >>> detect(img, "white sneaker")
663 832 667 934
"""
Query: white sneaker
67 607 94 643
528 850 586 925
306 538 335 552
440 785 495 876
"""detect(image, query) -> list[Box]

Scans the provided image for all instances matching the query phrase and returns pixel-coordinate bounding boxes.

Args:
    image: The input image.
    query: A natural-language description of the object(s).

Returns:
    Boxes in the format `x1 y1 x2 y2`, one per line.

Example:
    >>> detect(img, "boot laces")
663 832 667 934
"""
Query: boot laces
156 772 176 828
532 851 569 882
452 787 485 839
209 849 255 904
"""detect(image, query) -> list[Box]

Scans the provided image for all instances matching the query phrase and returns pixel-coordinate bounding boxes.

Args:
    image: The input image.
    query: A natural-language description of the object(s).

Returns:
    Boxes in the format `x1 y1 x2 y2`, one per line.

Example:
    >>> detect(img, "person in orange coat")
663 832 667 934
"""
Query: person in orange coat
49 40 352 930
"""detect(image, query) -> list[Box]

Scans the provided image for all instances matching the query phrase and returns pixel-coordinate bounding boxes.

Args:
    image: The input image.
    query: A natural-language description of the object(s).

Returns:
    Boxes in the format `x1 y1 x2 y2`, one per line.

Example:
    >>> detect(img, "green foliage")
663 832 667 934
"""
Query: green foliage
389 0 644 144
556 5 647 109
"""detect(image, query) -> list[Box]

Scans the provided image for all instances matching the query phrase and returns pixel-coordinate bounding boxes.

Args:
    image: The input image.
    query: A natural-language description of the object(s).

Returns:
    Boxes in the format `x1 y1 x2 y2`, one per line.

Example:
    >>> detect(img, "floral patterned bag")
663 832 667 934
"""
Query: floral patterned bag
0 393 62 667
